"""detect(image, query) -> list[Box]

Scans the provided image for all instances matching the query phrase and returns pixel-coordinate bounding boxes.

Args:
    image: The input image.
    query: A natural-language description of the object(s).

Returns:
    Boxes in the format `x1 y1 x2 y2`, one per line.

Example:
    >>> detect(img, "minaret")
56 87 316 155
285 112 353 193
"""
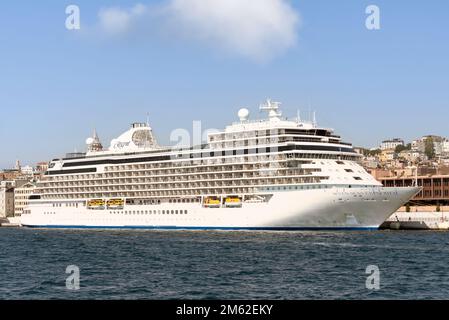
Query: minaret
15 160 21 172
86 129 103 152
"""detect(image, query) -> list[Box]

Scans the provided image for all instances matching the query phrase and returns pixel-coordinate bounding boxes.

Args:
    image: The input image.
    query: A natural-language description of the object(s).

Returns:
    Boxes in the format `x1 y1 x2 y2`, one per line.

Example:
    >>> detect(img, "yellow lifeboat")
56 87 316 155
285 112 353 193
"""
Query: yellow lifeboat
224 196 242 208
87 199 105 209
106 198 124 209
204 197 220 208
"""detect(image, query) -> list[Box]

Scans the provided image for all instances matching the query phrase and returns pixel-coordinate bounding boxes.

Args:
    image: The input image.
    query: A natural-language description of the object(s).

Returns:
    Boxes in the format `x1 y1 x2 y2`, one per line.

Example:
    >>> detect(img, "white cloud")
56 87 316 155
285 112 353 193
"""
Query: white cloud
98 3 147 35
96 0 300 61
166 0 299 61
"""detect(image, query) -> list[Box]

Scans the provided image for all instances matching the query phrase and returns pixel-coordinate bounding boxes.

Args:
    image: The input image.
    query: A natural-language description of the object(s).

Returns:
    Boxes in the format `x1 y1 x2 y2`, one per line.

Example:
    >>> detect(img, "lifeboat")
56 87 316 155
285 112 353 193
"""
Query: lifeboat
224 196 242 208
106 198 124 209
87 199 105 210
204 197 221 208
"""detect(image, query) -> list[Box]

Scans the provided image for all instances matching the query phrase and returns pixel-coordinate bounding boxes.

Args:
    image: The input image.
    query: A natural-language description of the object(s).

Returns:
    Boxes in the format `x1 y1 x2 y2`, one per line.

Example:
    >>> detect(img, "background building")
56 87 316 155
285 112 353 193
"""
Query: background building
380 138 404 151
1 161 49 219
0 183 15 218
379 149 396 163
14 182 36 217
381 175 449 206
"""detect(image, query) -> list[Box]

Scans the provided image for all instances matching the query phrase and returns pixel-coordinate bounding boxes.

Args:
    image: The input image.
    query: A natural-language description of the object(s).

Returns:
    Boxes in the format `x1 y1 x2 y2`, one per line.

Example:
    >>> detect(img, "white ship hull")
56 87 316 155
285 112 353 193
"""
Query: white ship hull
21 186 420 230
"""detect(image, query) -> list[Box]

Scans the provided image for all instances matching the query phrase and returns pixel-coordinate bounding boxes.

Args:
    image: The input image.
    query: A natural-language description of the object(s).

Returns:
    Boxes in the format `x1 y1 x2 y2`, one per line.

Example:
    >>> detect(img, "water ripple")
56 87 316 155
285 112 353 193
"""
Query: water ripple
1 228 449 299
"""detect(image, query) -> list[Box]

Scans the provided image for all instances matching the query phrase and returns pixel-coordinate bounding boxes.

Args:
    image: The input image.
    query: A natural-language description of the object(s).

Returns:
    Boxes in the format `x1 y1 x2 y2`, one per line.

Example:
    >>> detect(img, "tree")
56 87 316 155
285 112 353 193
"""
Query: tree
424 137 435 159
395 143 411 154
395 144 407 154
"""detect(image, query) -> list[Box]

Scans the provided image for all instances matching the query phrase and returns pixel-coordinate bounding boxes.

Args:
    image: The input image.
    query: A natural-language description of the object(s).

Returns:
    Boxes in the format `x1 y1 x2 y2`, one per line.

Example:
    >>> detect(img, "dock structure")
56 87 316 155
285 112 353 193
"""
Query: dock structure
0 217 21 228
381 175 449 206
380 175 449 230
380 206 449 230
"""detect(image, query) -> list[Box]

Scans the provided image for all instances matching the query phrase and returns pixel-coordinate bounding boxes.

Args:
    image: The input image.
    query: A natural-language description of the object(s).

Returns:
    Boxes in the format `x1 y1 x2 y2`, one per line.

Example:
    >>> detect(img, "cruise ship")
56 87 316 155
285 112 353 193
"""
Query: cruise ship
21 99 420 230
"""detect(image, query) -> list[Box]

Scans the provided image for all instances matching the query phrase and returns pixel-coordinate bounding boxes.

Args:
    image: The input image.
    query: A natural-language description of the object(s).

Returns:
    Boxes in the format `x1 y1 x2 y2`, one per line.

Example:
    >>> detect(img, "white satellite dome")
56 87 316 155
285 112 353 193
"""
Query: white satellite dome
238 108 250 122
86 137 94 145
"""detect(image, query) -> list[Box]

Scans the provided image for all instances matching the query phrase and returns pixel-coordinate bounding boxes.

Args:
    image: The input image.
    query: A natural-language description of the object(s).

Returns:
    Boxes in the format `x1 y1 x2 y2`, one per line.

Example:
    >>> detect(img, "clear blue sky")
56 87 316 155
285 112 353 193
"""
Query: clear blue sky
1 0 448 169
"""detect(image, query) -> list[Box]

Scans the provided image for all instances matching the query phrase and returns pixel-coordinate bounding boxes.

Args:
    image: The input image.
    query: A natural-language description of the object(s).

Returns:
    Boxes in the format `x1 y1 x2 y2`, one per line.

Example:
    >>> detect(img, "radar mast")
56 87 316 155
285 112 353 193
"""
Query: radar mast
260 99 282 121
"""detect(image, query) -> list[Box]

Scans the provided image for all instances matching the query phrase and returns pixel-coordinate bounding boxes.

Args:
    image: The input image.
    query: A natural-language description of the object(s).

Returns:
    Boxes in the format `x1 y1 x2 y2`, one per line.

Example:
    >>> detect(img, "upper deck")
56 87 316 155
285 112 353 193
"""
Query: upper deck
53 99 354 165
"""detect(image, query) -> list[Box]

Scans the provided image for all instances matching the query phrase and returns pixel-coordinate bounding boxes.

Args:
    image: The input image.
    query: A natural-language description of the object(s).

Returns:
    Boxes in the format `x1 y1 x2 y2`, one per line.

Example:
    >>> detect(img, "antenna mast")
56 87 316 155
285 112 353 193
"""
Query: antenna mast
260 99 282 121
308 100 311 124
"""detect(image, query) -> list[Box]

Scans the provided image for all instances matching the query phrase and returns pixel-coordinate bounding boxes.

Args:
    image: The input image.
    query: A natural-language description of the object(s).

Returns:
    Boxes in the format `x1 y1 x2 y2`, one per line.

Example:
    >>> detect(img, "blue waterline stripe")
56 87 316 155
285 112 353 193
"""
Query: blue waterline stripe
21 225 379 231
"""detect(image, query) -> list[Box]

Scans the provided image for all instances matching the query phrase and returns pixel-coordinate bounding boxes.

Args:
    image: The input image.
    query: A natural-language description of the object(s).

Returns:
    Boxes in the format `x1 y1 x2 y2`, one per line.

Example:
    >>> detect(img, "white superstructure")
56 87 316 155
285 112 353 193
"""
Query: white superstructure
21 99 420 230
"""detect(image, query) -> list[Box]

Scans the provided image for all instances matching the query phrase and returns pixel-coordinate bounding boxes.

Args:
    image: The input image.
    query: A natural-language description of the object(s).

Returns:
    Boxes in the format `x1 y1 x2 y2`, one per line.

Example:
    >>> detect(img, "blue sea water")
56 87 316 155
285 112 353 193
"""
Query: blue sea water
1 228 449 300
